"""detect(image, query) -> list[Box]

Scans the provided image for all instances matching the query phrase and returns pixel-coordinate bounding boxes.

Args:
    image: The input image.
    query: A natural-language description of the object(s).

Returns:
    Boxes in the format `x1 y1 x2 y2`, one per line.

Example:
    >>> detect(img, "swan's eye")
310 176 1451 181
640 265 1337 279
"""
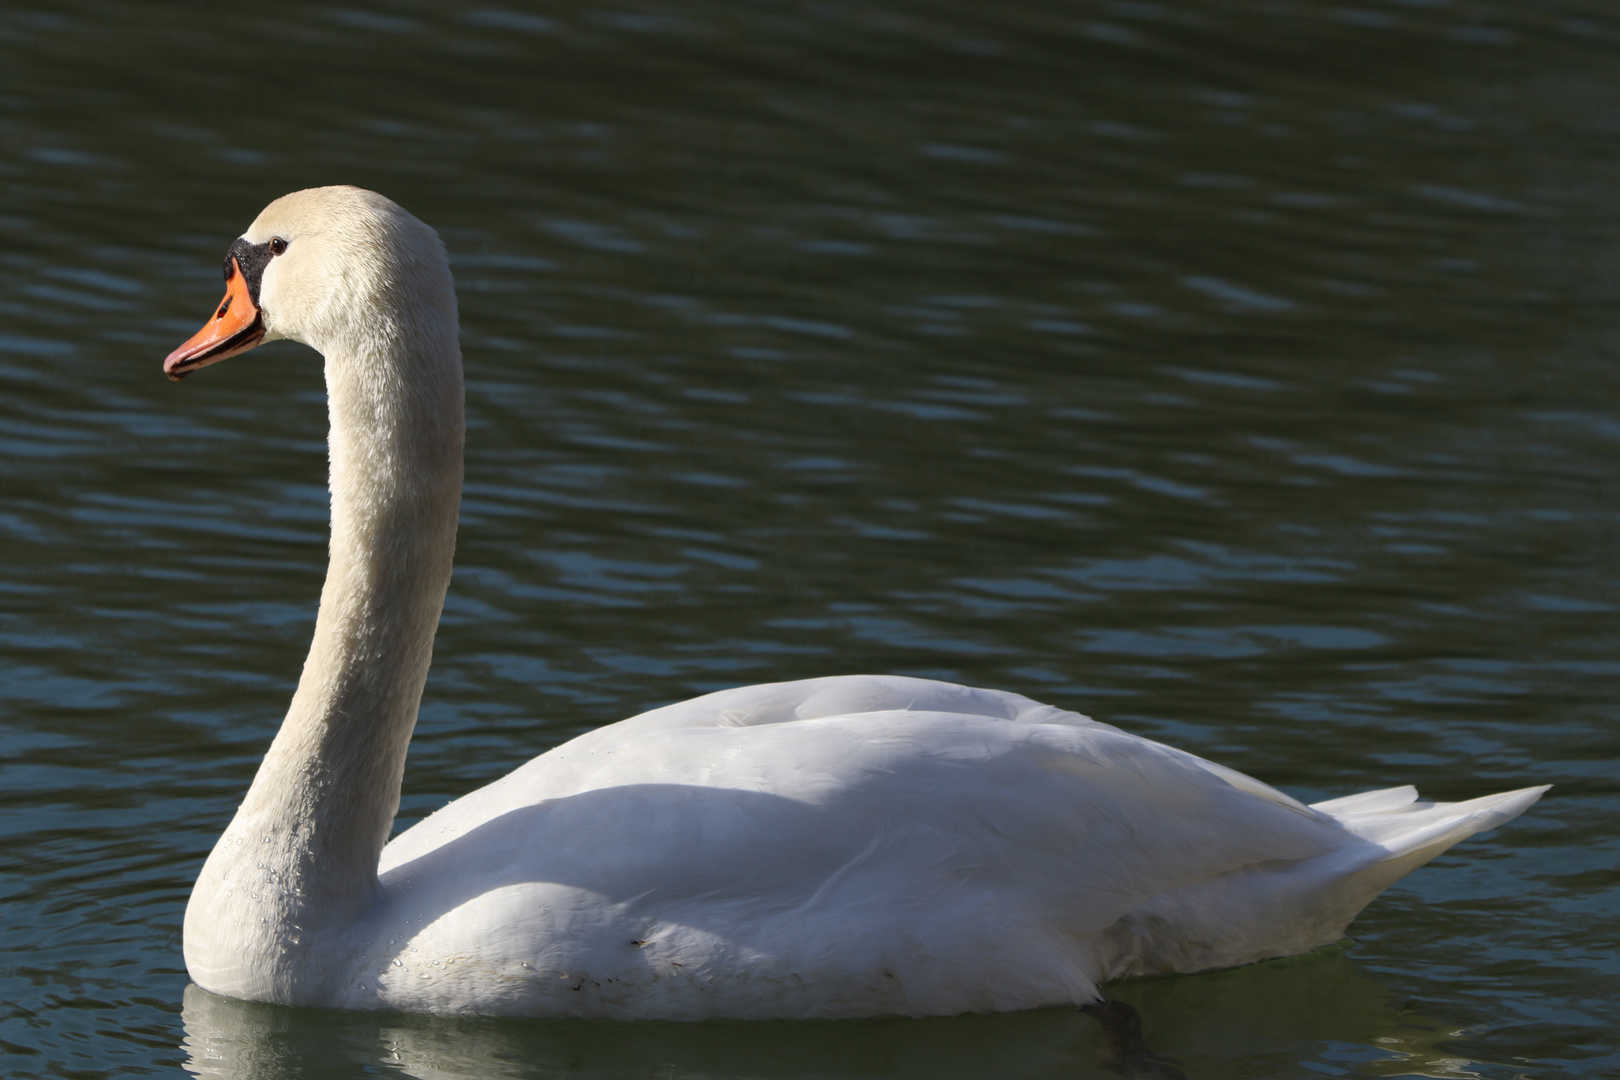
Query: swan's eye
269 237 288 256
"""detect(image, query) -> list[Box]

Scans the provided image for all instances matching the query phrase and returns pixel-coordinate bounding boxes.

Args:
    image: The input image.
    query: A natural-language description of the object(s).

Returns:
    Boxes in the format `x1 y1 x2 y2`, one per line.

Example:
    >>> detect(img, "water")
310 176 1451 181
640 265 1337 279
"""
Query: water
1 0 1616 1075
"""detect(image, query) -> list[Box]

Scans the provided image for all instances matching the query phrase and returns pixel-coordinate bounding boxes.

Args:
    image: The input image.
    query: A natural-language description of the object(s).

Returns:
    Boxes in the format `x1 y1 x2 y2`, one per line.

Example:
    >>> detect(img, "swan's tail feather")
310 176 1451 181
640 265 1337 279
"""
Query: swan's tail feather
1315 783 1550 859
1308 784 1418 815
1296 780 1548 919
1096 784 1549 981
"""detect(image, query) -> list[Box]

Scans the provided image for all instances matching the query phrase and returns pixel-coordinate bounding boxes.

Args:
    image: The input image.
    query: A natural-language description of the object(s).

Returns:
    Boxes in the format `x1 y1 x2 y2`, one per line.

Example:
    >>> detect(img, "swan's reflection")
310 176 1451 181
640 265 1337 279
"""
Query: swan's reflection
182 947 1494 1080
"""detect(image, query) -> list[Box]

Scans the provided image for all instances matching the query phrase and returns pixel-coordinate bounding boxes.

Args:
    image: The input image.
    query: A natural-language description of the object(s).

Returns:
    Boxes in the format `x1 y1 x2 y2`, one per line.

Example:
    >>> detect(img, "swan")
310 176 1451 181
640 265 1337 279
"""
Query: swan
164 185 1546 1020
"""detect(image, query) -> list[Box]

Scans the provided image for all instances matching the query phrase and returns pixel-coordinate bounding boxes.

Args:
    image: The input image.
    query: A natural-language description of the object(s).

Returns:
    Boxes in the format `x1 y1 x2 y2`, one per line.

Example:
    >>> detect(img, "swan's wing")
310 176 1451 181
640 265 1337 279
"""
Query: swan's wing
605 673 1315 820
382 676 1342 934
374 680 1359 1016
382 674 1103 873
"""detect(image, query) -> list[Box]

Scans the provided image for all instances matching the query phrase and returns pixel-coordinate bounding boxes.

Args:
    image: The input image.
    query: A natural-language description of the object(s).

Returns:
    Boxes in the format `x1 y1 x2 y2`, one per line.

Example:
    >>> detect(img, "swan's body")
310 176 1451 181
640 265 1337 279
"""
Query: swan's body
168 187 1546 1020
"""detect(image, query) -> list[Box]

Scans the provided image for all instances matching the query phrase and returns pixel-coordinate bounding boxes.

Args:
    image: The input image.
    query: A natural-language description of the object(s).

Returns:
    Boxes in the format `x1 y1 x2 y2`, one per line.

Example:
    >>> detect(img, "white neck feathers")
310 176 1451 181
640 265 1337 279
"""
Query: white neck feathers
184 188 464 1001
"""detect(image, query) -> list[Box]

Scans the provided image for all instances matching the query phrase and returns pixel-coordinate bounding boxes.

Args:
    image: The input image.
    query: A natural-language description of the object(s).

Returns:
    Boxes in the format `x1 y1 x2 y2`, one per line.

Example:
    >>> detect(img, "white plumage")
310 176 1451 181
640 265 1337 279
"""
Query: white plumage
166 187 1546 1020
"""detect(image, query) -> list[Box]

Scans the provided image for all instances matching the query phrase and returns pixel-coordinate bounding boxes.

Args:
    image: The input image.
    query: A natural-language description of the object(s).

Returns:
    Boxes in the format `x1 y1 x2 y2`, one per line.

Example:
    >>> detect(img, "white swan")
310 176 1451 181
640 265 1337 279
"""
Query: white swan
165 186 1546 1020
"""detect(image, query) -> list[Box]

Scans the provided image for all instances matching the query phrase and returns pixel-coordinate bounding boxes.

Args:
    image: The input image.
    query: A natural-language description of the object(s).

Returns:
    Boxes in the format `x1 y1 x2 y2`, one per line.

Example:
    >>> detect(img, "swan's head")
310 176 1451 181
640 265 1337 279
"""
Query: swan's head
164 186 456 382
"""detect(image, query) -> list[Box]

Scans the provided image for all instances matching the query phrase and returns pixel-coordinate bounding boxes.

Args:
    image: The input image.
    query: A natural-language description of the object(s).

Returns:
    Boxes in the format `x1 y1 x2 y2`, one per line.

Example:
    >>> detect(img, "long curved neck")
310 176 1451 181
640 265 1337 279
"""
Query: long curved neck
186 304 463 1000
248 333 464 892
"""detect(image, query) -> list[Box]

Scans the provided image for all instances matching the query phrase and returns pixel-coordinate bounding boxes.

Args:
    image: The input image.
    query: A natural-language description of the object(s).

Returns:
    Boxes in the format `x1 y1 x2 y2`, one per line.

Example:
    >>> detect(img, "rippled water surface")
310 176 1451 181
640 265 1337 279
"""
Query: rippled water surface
2 0 1617 1076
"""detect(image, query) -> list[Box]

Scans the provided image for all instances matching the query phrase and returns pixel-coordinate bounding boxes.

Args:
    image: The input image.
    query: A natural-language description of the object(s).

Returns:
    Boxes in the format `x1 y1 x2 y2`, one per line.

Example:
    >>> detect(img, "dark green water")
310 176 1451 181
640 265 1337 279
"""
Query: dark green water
2 0 1616 1076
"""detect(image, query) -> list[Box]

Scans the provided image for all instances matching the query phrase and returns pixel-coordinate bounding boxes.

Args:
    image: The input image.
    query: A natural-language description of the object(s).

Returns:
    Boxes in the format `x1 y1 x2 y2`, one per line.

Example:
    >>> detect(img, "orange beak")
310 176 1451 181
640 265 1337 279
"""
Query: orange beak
163 257 266 381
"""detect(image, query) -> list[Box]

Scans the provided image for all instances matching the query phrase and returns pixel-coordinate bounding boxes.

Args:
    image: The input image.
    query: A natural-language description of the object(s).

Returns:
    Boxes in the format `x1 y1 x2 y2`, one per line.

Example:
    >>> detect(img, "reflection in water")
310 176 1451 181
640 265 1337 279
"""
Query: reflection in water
1082 1000 1188 1080
181 982 1088 1080
1108 948 1500 1080
182 949 1492 1080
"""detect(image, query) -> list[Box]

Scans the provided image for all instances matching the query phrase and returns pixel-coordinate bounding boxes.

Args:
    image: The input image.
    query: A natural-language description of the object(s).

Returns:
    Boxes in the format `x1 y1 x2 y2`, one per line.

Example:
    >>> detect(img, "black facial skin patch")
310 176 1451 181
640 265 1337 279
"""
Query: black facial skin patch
224 237 277 304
